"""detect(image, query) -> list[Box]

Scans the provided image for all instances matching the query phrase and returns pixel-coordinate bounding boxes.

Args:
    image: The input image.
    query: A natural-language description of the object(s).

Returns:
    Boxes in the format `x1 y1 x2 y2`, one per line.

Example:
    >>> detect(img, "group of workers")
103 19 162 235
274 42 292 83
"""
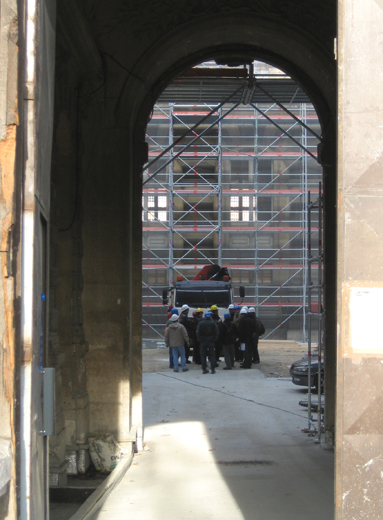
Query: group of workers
165 303 265 374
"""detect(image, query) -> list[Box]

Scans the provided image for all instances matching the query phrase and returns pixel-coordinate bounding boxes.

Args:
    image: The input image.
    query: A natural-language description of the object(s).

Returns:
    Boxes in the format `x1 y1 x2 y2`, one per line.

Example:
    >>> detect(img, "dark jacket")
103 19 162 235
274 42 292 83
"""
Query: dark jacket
196 318 219 343
248 314 265 337
191 315 203 343
238 315 255 344
219 319 239 345
179 313 194 337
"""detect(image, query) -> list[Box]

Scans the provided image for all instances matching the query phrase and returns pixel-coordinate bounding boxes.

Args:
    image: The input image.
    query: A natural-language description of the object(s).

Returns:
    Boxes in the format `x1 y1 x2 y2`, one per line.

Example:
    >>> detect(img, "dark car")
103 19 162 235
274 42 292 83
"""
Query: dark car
290 353 324 393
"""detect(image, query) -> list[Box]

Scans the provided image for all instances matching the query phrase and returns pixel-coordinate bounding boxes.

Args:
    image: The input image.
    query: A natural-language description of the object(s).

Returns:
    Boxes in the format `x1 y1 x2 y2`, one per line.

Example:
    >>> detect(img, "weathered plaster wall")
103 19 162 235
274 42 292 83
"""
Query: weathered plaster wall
19 0 56 515
50 0 135 484
0 1 18 518
81 124 131 441
337 0 383 517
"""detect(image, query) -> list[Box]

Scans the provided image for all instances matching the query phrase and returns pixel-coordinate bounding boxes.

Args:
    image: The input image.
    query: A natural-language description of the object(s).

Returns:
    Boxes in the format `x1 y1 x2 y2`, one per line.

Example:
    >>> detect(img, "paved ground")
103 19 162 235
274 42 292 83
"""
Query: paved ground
51 503 80 520
142 339 311 378
87 354 334 520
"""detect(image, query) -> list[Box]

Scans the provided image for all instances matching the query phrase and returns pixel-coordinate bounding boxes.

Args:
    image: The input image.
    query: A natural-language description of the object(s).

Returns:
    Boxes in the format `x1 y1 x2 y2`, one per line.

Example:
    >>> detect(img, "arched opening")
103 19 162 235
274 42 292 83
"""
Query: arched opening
126 20 336 443
138 55 332 518
138 54 336 518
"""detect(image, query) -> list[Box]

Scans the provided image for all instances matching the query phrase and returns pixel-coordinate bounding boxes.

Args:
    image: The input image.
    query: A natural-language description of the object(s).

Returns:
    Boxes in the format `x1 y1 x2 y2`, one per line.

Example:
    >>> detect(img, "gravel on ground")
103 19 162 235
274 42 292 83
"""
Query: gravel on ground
143 340 314 378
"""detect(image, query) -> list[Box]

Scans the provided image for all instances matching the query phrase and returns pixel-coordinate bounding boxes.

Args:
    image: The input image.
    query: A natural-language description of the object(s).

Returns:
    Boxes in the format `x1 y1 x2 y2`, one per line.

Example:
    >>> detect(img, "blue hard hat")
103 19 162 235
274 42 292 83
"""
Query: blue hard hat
204 312 212 318
234 305 240 310
171 308 179 315
224 312 230 319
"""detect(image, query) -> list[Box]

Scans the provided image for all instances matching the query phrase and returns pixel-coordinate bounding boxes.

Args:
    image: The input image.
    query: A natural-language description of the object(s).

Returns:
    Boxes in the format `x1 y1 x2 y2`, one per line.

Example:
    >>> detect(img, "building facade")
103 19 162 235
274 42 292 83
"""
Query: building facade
143 85 322 343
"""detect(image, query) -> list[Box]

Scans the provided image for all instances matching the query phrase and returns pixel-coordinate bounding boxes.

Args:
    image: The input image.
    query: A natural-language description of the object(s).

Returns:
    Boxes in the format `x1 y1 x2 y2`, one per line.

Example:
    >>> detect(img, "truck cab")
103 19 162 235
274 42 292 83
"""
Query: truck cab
169 280 233 317
163 265 244 317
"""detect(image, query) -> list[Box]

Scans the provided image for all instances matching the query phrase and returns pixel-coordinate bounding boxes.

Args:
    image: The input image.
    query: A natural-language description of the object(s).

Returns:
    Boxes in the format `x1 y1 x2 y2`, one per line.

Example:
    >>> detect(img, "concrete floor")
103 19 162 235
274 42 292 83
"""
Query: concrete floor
51 503 80 520
88 367 334 520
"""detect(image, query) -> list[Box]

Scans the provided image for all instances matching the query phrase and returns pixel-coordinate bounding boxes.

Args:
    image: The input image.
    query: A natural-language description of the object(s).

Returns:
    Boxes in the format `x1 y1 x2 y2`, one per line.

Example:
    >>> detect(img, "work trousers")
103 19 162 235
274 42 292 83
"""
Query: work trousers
200 341 216 371
171 346 186 371
215 340 222 360
235 339 243 362
252 335 260 363
223 343 235 369
242 341 252 368
192 340 201 364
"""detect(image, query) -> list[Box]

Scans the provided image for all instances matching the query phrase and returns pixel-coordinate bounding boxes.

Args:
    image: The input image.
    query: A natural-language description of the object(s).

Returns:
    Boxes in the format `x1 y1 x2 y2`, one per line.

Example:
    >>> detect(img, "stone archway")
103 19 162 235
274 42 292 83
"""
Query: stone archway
50 0 337 498
118 13 337 446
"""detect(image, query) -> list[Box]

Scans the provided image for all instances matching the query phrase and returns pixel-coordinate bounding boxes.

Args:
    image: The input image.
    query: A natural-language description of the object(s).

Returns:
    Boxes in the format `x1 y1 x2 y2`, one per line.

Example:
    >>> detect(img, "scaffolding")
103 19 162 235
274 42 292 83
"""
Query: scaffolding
305 185 324 440
142 99 322 343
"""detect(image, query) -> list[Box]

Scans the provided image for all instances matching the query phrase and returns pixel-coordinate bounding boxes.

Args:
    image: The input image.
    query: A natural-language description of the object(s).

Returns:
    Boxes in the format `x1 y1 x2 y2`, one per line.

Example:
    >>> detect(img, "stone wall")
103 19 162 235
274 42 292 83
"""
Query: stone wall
0 1 19 517
49 0 337 489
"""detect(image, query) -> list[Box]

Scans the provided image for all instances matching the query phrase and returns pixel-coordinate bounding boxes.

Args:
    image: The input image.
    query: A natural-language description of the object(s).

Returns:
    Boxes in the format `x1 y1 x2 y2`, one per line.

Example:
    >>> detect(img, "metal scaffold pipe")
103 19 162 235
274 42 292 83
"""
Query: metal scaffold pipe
143 84 245 173
143 101 241 186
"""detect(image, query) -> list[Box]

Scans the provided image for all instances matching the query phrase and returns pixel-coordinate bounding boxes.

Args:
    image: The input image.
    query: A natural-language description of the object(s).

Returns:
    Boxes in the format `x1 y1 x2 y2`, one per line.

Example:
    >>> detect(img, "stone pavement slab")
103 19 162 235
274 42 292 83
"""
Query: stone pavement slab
87 367 334 520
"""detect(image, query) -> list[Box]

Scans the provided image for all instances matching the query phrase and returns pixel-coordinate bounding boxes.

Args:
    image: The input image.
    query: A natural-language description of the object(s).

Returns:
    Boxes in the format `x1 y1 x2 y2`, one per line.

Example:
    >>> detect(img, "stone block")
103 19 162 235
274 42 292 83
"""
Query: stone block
65 445 90 475
50 266 58 287
65 450 77 475
49 308 58 331
78 448 90 474
49 461 68 488
65 417 76 446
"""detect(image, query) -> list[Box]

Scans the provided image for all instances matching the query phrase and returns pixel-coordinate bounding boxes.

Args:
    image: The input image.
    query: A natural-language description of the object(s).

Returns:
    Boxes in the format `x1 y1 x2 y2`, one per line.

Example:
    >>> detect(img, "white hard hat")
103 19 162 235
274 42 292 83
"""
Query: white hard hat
242 306 248 311
170 314 179 321
181 304 189 311
248 307 255 313
228 304 235 310
240 308 248 314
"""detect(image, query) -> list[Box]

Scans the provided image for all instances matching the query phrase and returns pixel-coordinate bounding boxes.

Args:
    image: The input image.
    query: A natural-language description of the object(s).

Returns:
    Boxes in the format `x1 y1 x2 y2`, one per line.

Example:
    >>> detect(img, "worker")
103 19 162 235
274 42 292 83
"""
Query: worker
248 307 260 364
238 307 256 369
228 303 235 321
165 314 190 373
248 307 265 364
179 304 193 364
191 308 204 364
219 313 239 370
233 305 242 362
210 304 222 361
166 308 179 368
210 304 220 322
233 305 241 324
196 312 219 374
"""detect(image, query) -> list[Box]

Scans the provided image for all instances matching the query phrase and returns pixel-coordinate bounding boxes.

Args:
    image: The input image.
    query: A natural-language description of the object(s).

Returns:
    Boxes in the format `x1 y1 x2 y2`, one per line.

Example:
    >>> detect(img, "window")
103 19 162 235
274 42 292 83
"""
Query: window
259 270 272 284
230 196 239 208
242 196 250 208
175 288 231 308
229 196 255 222
158 196 167 208
230 159 249 183
146 271 167 285
231 271 251 283
143 195 168 222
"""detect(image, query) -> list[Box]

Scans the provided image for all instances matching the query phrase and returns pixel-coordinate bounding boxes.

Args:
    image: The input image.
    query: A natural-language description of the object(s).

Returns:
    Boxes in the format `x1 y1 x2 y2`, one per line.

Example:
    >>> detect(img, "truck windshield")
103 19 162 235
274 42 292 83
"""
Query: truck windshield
175 289 231 308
